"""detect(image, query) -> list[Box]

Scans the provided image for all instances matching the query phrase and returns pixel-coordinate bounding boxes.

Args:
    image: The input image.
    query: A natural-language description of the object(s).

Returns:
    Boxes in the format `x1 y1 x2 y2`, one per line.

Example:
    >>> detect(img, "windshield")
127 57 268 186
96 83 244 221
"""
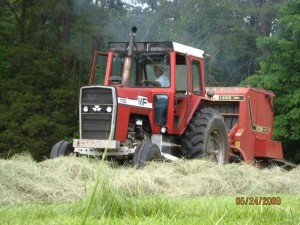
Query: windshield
111 52 170 88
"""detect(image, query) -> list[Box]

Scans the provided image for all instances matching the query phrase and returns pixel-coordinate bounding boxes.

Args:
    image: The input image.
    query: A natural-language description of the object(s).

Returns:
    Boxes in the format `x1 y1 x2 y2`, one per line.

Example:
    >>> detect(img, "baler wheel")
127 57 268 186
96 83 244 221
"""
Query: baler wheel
132 141 161 167
50 140 73 159
181 108 229 165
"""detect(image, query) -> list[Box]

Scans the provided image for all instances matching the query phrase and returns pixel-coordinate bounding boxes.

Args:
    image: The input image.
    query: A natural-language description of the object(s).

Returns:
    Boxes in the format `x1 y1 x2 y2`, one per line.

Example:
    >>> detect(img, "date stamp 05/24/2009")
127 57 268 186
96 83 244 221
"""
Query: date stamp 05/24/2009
235 197 281 205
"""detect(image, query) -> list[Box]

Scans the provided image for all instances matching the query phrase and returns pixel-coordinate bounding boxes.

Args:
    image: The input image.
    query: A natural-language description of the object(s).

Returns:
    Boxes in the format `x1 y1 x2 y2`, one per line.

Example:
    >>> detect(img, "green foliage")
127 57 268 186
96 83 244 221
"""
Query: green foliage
0 0 104 160
242 0 300 162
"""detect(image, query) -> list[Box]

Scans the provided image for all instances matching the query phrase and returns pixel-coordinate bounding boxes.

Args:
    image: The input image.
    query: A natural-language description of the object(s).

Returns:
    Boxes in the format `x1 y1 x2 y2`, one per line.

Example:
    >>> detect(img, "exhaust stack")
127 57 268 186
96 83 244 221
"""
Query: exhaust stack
121 27 137 86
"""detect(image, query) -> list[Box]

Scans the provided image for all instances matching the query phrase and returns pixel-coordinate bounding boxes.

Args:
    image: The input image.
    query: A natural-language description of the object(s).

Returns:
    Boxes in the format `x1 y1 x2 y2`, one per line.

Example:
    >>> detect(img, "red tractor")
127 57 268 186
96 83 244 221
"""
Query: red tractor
50 27 290 167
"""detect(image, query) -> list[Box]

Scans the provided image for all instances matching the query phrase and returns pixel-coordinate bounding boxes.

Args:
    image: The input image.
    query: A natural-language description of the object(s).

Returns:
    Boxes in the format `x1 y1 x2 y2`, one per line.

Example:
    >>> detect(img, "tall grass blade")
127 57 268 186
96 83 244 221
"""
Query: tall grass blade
80 125 115 225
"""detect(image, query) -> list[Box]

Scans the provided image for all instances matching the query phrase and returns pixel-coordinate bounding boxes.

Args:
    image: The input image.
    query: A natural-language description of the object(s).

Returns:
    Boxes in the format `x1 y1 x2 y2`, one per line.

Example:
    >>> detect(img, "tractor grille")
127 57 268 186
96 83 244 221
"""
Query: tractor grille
80 86 116 139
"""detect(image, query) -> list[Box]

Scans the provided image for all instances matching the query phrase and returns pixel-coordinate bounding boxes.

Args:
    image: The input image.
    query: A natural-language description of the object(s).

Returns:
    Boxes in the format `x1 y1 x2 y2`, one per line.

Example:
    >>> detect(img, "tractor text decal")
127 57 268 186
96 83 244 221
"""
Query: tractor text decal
212 95 245 101
118 96 152 109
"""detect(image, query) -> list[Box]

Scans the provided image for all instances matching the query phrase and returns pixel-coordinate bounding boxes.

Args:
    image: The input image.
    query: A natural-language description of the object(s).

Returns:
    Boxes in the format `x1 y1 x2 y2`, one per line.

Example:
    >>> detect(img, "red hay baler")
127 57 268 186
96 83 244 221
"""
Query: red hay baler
205 87 284 164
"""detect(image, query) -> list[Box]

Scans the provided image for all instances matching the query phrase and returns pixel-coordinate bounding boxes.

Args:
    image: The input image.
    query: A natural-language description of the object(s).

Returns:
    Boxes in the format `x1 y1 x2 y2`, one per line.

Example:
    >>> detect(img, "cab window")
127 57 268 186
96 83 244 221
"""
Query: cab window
192 60 202 95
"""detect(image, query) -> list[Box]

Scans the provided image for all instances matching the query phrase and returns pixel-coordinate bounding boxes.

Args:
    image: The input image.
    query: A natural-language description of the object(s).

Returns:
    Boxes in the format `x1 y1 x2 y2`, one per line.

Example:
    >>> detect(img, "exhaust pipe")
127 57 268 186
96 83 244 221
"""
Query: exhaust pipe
121 27 137 86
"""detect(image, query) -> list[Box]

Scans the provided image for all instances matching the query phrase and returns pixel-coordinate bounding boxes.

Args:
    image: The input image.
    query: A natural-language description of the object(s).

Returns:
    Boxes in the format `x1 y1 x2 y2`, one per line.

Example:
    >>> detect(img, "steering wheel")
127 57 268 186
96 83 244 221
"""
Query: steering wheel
141 80 161 87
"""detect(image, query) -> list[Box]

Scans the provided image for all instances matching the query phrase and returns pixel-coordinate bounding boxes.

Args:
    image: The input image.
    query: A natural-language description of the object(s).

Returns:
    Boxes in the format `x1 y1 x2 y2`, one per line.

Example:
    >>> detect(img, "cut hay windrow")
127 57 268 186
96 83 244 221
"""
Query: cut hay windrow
0 154 299 205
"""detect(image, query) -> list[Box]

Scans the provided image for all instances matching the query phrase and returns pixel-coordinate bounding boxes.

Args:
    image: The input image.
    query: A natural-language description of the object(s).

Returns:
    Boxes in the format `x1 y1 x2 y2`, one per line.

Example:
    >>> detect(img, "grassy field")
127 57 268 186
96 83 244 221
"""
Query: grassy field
0 155 300 224
1 194 299 224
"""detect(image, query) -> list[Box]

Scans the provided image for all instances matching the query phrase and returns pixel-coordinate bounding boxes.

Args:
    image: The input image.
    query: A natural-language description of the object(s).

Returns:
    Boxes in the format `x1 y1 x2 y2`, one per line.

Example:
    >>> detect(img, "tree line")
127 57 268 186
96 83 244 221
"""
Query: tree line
0 0 299 162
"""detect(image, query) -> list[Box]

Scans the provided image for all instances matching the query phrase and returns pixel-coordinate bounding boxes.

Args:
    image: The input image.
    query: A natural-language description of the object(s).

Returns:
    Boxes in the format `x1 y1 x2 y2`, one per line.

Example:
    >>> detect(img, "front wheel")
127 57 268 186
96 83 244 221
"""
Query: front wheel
50 140 74 159
181 108 229 165
132 141 161 167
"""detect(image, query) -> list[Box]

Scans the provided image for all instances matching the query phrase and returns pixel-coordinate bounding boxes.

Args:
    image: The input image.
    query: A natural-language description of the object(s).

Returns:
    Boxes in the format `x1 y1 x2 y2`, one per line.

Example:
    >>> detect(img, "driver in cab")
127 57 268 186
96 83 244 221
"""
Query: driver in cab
153 65 170 87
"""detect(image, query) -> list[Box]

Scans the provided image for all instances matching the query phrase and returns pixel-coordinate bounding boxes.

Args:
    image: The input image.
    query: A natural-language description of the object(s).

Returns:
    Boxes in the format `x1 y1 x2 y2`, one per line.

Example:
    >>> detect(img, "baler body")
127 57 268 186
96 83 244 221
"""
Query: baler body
206 87 283 162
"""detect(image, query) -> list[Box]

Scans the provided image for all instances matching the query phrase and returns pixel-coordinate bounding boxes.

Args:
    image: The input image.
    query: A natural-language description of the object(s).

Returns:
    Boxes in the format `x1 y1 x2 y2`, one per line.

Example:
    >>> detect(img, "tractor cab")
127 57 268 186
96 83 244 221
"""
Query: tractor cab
88 42 207 134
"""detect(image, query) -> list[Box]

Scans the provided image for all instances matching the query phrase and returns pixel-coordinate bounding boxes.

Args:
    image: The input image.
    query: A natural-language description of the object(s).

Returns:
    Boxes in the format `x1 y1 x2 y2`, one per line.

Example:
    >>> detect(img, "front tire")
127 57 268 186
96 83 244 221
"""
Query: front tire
50 140 73 159
181 108 229 165
132 141 161 167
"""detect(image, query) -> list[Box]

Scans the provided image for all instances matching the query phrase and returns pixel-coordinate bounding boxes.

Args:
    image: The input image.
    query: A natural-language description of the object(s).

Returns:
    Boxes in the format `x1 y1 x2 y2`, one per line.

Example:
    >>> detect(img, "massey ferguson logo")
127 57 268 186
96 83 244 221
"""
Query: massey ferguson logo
137 96 148 106
92 105 102 112
118 96 152 109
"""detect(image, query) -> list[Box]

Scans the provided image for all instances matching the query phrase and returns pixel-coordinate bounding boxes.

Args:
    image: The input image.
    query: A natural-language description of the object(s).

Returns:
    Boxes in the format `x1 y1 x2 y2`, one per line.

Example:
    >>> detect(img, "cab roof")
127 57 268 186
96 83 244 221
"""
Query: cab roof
108 42 204 58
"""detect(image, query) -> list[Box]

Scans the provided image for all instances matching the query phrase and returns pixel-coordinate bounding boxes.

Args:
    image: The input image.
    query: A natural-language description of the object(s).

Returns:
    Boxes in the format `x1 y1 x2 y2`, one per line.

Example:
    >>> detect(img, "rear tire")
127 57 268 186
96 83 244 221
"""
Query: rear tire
50 140 73 159
181 108 229 165
132 141 161 167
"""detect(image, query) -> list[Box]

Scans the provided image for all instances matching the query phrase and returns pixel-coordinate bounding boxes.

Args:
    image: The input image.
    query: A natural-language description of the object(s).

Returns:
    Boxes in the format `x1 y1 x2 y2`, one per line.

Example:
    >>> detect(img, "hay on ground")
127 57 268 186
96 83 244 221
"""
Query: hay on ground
0 154 299 204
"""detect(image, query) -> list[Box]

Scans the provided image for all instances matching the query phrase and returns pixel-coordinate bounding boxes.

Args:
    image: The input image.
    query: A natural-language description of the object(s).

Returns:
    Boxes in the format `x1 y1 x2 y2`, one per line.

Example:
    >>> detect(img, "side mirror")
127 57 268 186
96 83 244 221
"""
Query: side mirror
109 76 122 84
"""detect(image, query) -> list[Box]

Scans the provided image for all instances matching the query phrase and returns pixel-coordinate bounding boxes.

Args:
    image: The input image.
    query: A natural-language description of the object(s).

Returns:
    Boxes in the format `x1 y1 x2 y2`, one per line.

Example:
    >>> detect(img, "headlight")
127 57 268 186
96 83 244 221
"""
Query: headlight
82 106 89 113
160 127 167 133
136 120 143 126
106 106 112 113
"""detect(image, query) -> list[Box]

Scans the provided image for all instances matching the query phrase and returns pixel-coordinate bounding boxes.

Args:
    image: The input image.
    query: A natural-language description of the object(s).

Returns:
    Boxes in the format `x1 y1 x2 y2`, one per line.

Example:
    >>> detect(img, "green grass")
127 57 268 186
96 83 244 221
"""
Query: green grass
1 194 299 225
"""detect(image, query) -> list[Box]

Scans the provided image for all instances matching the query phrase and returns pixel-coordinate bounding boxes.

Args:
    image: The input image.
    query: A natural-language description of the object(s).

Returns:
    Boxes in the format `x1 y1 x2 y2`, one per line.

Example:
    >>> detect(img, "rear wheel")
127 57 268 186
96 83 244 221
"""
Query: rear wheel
181 108 229 165
132 141 161 167
50 140 74 159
